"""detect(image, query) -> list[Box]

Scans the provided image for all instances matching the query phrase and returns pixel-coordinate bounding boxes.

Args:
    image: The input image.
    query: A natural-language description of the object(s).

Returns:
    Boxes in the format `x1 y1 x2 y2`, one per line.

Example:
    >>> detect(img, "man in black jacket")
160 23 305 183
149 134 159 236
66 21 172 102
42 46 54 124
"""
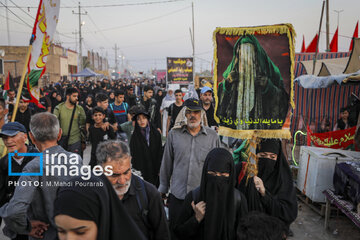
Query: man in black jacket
0 122 38 240
97 140 170 240
138 85 161 130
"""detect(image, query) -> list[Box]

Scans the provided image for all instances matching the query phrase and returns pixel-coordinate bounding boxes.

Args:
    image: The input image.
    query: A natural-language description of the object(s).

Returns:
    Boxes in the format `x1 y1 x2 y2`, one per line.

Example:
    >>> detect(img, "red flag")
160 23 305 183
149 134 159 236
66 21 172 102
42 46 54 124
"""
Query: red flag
349 21 359 51
330 27 338 52
305 34 319 52
301 35 306 53
4 71 10 91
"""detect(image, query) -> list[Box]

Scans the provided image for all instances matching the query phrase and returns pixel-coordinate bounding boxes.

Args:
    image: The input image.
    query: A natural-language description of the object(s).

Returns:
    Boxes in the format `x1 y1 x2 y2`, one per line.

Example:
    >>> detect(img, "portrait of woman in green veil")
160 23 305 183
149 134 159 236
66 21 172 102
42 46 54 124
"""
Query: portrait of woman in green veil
217 34 289 130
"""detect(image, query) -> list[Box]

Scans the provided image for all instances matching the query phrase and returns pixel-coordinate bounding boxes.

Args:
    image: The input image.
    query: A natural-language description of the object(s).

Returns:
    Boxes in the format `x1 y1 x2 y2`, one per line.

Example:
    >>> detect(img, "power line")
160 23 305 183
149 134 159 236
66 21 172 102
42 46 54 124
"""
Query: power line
6 0 76 42
121 35 187 49
82 6 190 33
0 1 32 28
8 0 34 20
320 31 353 39
85 13 112 43
0 13 31 28
0 0 185 9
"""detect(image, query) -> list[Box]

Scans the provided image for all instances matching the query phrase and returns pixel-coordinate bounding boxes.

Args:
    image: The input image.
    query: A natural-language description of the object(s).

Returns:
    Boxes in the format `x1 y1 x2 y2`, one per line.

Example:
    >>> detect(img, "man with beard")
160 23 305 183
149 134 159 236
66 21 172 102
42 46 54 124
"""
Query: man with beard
159 98 220 239
237 139 298 237
97 140 170 240
174 148 248 240
54 88 86 155
200 87 218 129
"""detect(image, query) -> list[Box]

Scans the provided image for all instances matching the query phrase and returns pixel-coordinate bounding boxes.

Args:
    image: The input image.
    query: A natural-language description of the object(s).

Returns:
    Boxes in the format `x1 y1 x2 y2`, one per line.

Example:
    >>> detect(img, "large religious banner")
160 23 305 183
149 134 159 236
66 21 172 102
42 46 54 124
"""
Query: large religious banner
167 57 193 84
213 24 296 139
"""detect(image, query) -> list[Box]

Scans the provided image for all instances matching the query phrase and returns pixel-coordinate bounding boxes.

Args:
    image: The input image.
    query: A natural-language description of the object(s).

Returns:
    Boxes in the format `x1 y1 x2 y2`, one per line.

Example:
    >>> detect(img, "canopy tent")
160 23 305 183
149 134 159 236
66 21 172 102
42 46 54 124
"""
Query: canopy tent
294 52 350 78
290 81 360 140
293 38 360 78
71 68 103 77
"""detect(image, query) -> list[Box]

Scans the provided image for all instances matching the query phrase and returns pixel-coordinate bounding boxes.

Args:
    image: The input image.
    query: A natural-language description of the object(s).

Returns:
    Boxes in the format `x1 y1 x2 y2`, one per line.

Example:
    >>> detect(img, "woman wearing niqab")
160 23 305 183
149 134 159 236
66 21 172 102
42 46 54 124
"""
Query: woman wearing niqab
174 148 247 240
237 139 298 234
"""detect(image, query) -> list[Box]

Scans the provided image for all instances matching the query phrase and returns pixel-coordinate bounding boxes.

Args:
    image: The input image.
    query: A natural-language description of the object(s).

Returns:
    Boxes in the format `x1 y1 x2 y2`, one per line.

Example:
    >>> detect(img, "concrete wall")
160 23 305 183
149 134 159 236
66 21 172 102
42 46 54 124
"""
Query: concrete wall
0 44 78 84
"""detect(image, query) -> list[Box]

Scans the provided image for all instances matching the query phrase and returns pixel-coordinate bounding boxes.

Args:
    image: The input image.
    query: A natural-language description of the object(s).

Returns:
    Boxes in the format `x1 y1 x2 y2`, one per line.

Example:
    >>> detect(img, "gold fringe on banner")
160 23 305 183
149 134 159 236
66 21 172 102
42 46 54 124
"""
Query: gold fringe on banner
218 127 292 139
212 24 296 139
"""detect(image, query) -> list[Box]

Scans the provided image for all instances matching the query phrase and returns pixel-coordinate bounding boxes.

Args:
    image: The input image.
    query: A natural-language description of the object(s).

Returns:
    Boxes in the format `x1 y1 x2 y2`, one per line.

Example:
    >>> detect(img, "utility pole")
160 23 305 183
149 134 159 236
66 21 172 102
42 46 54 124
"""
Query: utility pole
113 44 120 73
326 0 329 51
72 30 79 53
72 2 87 71
5 0 11 45
312 0 325 75
192 2 195 83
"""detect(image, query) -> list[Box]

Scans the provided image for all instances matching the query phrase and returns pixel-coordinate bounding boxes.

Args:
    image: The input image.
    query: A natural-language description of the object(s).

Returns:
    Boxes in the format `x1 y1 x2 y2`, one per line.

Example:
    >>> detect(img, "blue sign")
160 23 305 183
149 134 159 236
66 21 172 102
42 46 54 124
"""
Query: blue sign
8 151 43 176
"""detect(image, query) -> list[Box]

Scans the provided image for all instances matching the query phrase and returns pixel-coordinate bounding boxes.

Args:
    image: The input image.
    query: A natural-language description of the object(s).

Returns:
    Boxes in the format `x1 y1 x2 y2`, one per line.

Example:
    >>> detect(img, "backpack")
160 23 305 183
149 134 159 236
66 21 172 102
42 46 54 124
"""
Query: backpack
134 176 151 231
109 102 128 113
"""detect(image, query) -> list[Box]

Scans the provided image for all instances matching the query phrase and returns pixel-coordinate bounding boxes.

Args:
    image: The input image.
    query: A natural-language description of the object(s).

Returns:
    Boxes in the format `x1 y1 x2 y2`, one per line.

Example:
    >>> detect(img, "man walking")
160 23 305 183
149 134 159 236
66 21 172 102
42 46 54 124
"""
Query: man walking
54 87 86 155
158 98 220 238
0 112 83 239
98 140 170 240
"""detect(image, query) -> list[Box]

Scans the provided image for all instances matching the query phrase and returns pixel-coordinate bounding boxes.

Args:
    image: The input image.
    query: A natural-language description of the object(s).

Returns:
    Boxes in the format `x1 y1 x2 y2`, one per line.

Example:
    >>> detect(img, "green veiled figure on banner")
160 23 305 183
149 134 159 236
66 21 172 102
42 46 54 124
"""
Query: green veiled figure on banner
217 35 289 130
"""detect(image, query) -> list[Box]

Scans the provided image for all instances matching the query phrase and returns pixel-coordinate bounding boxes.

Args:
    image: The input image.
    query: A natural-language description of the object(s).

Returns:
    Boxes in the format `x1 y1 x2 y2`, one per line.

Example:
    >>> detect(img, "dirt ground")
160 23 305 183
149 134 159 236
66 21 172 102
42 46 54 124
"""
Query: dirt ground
290 201 360 240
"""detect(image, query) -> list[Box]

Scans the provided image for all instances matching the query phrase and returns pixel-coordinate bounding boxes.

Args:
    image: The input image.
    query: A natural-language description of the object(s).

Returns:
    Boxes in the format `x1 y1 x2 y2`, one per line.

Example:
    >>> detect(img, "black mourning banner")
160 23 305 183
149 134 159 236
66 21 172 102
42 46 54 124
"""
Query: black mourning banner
166 57 193 84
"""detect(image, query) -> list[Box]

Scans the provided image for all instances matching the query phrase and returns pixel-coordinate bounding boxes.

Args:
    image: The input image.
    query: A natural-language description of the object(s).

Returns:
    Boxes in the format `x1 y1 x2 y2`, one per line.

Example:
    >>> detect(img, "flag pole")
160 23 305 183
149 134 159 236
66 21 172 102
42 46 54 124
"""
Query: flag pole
11 37 33 122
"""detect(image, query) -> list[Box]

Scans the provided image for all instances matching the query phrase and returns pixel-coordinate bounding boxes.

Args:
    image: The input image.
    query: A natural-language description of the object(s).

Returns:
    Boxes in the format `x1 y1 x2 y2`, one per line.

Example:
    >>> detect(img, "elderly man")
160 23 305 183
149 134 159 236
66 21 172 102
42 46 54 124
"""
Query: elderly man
158 98 220 238
0 122 38 240
0 112 83 240
97 140 170 240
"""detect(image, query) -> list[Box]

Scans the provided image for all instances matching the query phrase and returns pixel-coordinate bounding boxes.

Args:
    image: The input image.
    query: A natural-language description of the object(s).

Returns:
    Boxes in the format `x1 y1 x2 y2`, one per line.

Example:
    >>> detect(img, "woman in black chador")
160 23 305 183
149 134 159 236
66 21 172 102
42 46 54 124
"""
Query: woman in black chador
174 148 248 240
237 139 298 236
129 109 163 186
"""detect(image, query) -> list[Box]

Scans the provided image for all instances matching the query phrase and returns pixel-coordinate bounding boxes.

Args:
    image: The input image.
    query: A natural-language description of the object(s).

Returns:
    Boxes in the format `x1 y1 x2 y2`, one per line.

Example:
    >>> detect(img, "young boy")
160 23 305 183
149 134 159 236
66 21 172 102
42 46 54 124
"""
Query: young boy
88 107 116 168
109 90 131 126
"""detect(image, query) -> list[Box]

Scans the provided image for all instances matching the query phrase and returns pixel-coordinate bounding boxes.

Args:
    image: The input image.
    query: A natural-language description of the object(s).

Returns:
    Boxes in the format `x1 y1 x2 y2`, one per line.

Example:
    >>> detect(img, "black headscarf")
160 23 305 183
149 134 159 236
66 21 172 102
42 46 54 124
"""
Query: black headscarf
49 90 59 112
129 114 163 186
54 175 146 240
199 148 236 240
238 139 298 227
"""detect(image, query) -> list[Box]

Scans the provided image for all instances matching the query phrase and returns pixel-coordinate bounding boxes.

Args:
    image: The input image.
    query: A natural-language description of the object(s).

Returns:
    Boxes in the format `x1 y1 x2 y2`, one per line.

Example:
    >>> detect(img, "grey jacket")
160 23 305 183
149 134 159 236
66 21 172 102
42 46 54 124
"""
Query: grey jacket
158 126 220 200
0 145 83 240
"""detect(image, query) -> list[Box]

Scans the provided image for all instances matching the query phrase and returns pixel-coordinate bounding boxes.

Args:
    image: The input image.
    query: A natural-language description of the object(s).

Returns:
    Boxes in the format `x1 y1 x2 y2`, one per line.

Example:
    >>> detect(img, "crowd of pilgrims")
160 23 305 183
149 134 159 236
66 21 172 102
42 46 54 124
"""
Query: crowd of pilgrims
0 77 298 240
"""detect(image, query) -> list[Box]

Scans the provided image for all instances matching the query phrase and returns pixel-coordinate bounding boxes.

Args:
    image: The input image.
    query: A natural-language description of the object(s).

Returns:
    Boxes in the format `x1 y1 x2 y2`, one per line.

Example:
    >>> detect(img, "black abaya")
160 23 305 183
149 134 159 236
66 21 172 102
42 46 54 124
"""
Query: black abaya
129 122 163 186
237 140 298 227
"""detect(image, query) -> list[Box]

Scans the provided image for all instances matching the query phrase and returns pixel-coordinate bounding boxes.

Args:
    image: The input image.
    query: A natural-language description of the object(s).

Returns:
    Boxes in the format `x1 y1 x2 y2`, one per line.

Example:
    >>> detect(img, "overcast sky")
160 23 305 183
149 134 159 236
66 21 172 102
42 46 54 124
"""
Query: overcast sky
0 0 359 72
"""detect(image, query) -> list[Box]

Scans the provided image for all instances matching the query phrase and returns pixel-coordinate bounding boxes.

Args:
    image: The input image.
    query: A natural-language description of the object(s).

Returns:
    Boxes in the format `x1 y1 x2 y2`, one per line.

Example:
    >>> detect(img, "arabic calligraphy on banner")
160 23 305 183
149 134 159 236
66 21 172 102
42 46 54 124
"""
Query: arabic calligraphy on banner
218 116 284 127
167 57 193 84
307 126 356 149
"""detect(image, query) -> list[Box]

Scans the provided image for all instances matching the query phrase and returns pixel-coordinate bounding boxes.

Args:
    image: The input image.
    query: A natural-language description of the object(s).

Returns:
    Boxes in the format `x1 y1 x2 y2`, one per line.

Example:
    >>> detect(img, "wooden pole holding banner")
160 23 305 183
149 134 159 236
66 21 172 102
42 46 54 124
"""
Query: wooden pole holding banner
11 43 33 122
312 0 325 75
246 133 260 183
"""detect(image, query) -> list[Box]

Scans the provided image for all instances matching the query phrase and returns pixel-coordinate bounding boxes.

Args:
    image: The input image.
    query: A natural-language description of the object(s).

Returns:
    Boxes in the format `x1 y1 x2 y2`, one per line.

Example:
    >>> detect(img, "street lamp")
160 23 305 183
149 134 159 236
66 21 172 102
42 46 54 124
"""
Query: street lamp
333 9 344 27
